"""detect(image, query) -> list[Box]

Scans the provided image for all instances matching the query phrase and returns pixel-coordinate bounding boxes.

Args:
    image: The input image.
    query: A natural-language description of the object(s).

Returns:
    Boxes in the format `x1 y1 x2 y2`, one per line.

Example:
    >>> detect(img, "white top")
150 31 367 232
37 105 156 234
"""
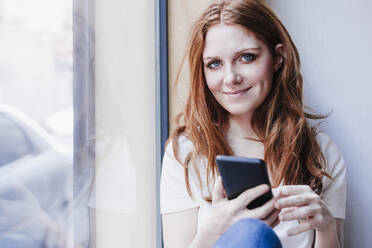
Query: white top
160 132 346 248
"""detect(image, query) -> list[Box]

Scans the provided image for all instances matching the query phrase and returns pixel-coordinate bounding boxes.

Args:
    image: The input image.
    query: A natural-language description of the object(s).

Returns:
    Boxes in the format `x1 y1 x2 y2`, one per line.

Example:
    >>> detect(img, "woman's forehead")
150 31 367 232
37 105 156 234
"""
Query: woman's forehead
203 24 264 58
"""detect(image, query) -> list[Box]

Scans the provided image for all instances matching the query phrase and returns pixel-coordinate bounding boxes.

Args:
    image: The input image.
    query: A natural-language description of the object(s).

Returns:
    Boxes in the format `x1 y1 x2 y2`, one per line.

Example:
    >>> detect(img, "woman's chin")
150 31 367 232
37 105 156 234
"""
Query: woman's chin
227 108 255 118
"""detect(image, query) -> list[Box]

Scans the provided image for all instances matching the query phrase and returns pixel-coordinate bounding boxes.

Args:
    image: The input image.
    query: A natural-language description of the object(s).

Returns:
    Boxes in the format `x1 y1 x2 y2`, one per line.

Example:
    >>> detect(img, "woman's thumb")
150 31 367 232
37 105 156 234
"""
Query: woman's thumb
212 176 226 203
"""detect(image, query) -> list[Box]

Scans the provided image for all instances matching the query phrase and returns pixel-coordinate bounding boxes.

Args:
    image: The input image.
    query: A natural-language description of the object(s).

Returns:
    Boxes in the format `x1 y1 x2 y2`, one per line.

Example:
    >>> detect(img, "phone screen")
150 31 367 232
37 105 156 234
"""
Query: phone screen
216 155 273 209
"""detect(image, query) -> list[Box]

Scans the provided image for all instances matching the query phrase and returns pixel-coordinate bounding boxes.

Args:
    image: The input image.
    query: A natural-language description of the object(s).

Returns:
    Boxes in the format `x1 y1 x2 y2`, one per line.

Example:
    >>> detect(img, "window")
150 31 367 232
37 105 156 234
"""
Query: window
0 0 73 247
0 113 35 166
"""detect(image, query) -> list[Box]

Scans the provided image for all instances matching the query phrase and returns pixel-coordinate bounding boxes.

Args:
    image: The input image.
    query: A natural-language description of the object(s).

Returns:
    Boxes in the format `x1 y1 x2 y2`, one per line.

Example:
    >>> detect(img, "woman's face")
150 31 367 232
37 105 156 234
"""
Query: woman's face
203 24 278 117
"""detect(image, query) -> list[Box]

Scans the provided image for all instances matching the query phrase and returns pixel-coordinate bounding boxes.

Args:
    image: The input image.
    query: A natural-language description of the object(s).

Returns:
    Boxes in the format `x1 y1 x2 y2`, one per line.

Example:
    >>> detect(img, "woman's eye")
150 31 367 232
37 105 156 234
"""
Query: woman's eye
241 53 257 62
207 60 222 69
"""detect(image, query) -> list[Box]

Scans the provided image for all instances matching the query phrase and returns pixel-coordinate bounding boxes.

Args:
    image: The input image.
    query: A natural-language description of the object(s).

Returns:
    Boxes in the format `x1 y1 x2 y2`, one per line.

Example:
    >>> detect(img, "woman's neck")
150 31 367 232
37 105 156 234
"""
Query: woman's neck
227 114 258 140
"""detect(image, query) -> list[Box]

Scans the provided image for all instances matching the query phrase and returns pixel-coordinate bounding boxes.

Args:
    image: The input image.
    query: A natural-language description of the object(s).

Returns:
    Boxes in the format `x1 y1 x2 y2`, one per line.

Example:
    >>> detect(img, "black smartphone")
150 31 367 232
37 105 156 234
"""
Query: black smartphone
216 155 273 209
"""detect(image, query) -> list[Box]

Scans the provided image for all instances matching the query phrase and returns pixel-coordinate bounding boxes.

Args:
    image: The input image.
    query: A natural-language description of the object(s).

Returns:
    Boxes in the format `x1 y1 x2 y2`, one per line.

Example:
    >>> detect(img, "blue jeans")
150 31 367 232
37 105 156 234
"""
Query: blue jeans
214 219 282 248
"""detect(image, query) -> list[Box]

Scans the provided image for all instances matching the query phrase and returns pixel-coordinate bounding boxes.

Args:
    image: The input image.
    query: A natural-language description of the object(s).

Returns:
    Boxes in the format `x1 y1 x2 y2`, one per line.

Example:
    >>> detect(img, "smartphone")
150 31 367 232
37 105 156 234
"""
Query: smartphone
216 155 273 209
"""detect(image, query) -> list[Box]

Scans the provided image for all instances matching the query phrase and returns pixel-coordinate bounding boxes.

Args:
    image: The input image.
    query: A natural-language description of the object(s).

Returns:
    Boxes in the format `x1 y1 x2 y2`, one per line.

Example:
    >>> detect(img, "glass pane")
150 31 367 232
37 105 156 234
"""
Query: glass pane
0 113 35 166
0 0 73 247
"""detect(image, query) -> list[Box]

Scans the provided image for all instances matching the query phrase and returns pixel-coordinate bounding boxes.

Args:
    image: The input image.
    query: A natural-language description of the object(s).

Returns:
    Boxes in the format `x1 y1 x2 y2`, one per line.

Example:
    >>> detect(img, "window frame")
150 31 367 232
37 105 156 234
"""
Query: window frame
156 0 169 247
73 0 95 246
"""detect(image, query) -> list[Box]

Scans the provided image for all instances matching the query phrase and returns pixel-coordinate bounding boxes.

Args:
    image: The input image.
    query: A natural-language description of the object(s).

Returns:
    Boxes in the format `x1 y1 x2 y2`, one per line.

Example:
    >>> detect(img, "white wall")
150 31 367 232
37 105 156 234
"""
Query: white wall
268 1 372 247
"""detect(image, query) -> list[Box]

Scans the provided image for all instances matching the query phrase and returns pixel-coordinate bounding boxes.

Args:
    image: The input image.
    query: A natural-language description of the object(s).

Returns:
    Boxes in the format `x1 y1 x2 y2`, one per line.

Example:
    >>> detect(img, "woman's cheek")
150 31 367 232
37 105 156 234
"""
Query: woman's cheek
244 63 273 83
205 73 222 93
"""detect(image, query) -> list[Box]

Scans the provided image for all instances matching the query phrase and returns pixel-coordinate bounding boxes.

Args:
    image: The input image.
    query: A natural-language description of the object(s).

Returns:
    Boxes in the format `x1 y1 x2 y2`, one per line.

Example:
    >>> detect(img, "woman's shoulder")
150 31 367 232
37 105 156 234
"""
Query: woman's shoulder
315 131 332 147
316 132 346 188
161 135 202 213
164 135 194 163
316 133 347 219
163 134 207 186
315 131 343 163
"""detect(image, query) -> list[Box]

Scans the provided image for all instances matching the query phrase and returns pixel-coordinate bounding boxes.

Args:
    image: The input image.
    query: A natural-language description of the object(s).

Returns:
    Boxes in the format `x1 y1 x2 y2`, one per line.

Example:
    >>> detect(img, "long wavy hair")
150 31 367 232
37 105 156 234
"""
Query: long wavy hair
169 0 331 200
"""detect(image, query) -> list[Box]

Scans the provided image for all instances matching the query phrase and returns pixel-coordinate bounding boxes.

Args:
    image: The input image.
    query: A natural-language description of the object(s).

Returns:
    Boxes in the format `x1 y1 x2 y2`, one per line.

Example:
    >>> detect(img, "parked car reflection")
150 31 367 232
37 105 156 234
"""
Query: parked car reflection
0 105 72 248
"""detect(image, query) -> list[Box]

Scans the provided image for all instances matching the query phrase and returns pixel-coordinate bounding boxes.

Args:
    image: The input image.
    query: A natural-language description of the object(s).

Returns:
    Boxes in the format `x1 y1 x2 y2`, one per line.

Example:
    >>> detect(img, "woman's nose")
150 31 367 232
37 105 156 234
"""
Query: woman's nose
223 65 242 85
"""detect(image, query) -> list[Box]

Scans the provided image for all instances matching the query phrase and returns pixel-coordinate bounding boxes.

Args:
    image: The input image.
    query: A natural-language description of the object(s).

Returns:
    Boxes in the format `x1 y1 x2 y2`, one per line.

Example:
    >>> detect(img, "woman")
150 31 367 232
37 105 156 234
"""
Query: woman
161 0 346 247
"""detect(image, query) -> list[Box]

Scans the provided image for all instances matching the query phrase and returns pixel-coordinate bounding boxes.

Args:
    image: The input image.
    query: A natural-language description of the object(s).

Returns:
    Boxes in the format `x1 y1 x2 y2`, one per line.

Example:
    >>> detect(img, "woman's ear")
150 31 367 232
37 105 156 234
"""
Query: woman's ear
274 44 284 72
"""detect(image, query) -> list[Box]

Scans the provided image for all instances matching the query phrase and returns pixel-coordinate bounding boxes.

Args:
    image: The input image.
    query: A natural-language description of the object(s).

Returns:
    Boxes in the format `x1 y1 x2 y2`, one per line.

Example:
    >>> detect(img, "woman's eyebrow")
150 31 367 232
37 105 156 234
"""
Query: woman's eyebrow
203 56 219 61
235 47 261 54
203 47 261 61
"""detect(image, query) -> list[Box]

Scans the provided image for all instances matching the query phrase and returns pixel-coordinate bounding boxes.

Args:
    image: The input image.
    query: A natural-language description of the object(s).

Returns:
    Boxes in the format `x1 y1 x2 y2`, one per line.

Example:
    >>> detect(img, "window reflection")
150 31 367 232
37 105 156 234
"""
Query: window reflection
0 112 36 166
0 0 73 247
88 134 136 214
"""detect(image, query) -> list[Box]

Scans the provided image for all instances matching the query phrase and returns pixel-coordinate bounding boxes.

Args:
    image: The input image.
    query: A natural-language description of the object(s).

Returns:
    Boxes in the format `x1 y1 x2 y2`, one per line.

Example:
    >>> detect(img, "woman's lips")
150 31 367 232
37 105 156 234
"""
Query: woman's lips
224 87 252 95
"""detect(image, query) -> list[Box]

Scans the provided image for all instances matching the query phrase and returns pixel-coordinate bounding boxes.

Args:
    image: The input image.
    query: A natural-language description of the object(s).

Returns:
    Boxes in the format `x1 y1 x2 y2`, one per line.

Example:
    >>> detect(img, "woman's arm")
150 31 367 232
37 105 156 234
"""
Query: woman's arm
162 207 226 248
314 218 344 248
162 207 199 248
162 177 279 248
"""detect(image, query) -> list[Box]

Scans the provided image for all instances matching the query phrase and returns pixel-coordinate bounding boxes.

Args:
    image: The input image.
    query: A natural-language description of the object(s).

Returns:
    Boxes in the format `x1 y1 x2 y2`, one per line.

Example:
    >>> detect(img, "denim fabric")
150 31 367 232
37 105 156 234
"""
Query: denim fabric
214 218 282 248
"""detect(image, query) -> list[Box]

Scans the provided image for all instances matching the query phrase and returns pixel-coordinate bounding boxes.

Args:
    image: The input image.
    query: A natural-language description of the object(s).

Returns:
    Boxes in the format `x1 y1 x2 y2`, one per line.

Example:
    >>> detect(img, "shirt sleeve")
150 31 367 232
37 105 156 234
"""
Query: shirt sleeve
160 138 200 213
318 133 347 219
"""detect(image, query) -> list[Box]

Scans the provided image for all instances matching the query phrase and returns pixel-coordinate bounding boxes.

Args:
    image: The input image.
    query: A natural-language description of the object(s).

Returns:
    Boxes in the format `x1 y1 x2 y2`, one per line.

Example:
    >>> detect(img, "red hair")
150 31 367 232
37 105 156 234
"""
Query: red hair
169 0 330 200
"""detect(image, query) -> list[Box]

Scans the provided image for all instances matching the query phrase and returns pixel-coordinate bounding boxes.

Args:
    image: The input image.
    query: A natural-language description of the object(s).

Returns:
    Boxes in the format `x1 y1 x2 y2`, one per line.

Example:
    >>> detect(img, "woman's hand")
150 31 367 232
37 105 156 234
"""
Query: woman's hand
193 176 279 247
274 185 336 236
